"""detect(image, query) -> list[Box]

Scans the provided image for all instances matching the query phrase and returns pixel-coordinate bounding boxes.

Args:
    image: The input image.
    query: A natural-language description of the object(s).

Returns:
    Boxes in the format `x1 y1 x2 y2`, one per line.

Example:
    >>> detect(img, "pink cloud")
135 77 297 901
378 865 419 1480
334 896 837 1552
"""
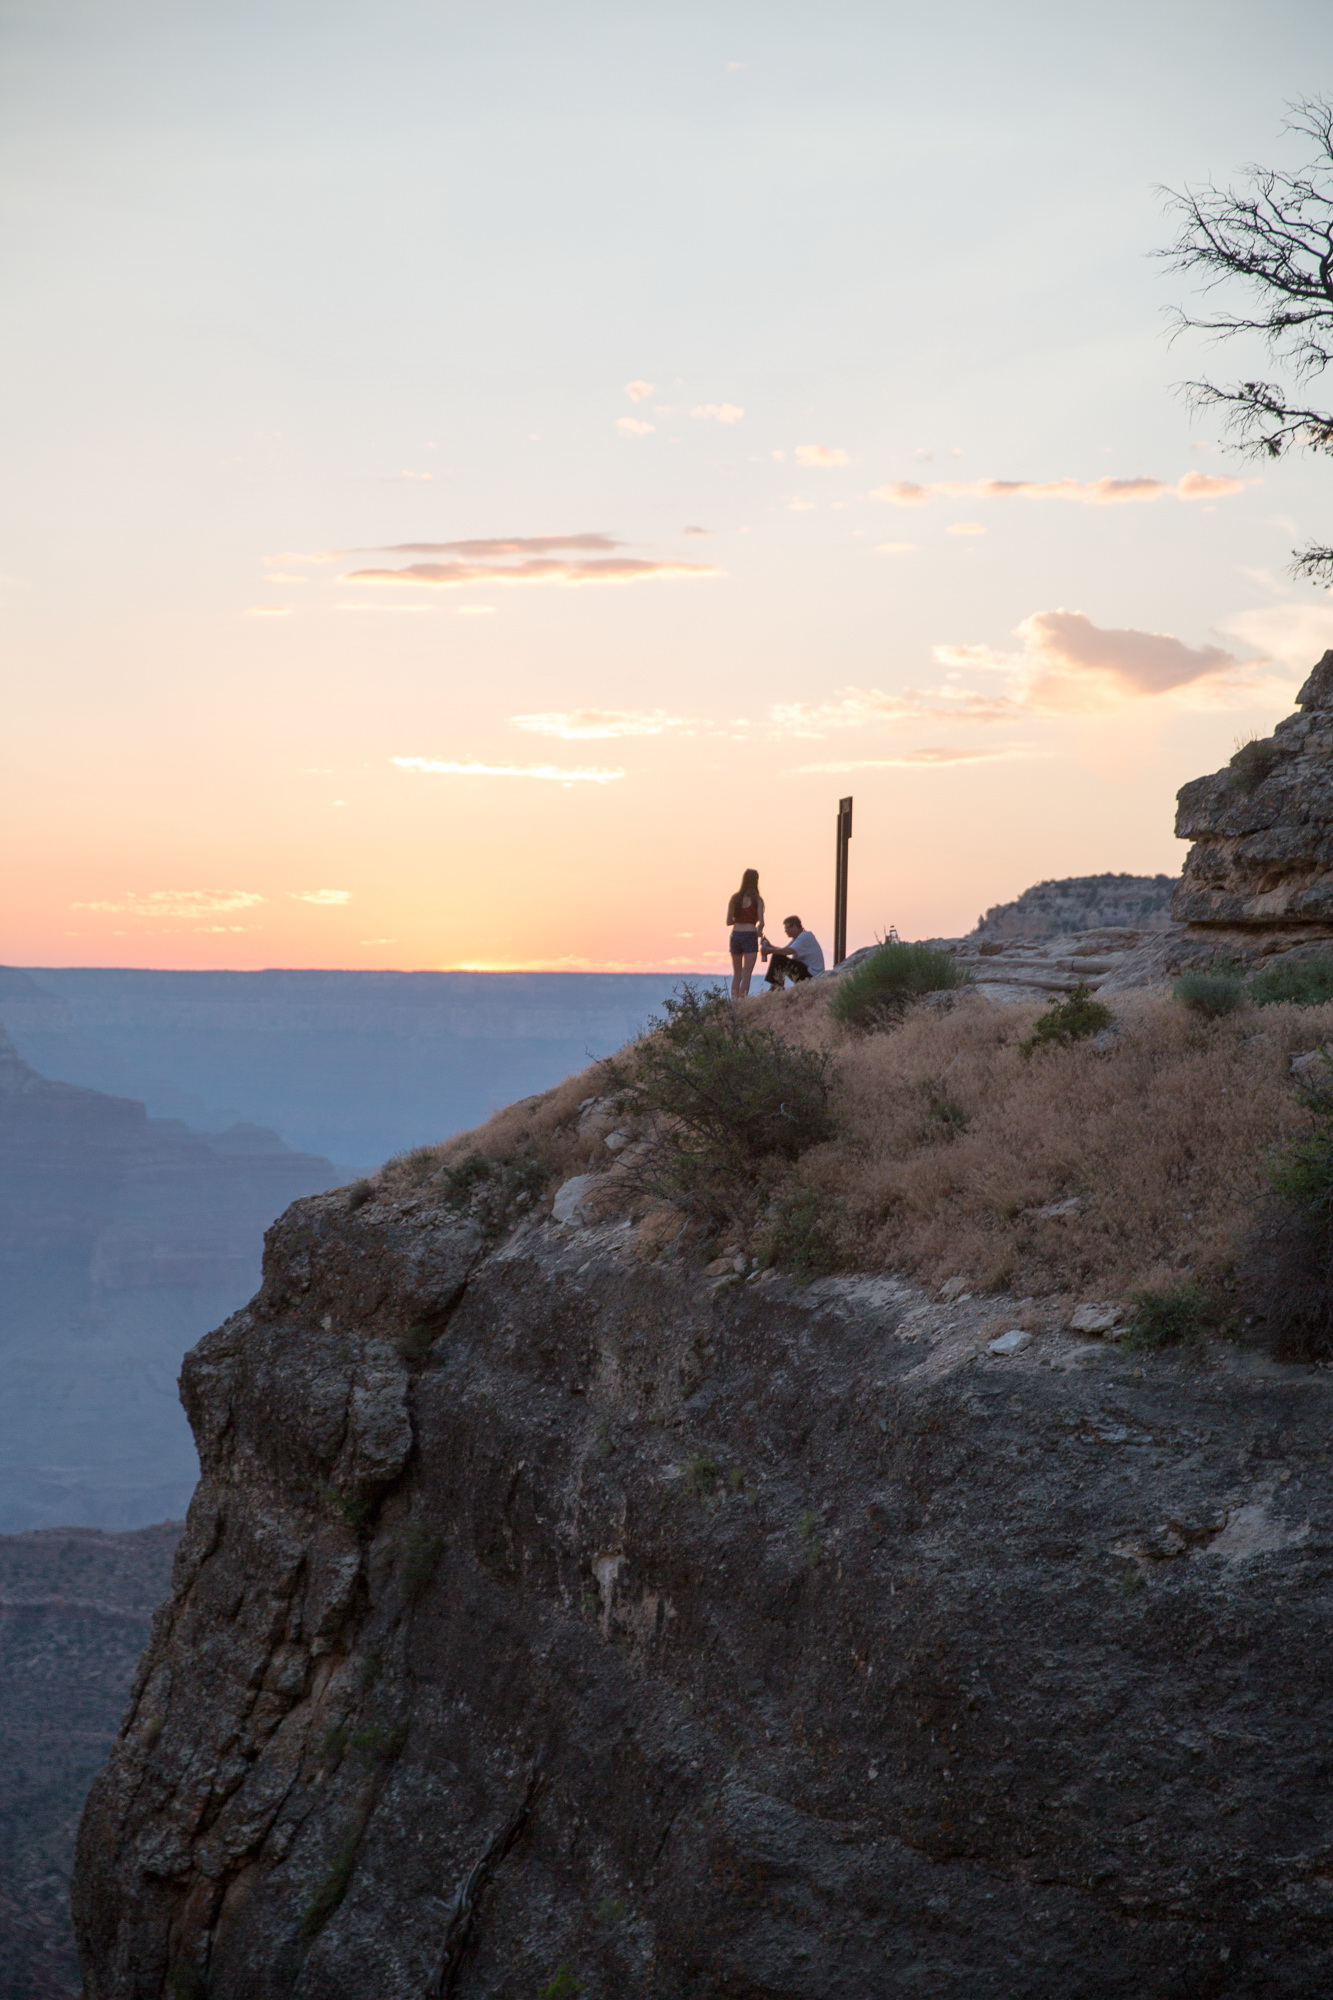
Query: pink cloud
872 473 1246 506
769 688 1024 736
512 708 693 739
1011 609 1240 703
617 417 655 436
343 557 720 587
356 535 622 557
795 444 850 467
692 403 744 423
625 380 655 402
796 746 1035 770
933 609 1252 714
392 757 624 785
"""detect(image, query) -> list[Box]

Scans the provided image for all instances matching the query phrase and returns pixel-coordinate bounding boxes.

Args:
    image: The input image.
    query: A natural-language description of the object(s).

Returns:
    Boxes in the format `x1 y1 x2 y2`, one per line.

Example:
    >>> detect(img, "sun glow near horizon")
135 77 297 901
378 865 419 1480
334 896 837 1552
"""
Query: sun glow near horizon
4 0 1333 974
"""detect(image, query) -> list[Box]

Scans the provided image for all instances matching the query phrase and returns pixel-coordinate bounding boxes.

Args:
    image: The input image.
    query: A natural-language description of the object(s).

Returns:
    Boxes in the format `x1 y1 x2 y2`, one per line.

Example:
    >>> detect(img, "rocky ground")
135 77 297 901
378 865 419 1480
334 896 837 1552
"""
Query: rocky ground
0 1523 181 1998
73 1181 1333 1998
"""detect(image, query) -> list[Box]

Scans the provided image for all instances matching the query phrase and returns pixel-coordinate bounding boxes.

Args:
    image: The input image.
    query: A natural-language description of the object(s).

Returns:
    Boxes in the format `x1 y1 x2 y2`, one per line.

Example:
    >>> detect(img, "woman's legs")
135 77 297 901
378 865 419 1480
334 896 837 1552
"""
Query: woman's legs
731 949 758 999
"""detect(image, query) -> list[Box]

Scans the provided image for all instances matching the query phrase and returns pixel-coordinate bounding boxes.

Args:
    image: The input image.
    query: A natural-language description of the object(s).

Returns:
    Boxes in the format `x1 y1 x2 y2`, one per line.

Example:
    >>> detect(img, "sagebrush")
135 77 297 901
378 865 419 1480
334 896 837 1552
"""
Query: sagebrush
1020 983 1113 1057
403 984 1333 1302
1173 970 1246 1019
829 940 970 1030
602 984 834 1225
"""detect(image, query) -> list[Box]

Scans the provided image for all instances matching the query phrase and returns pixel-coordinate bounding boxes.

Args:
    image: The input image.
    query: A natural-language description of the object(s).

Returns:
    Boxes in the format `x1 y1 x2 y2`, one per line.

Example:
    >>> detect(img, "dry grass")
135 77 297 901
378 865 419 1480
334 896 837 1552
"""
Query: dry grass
381 986 1333 1303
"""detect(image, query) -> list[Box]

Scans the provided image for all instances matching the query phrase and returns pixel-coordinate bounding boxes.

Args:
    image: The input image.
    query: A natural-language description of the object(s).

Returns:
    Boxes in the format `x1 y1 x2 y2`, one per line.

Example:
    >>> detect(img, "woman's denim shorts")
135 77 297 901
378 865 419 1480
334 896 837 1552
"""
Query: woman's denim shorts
729 928 759 955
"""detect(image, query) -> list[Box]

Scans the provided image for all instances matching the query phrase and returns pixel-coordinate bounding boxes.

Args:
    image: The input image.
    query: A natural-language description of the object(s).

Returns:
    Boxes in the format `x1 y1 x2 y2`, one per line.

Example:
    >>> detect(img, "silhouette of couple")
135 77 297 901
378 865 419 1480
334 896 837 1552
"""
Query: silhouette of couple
725 869 826 999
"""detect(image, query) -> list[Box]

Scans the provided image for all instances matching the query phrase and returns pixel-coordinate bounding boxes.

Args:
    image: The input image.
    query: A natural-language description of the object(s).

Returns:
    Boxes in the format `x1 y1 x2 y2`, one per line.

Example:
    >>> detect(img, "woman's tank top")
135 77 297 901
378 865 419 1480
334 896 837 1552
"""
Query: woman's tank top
733 892 759 926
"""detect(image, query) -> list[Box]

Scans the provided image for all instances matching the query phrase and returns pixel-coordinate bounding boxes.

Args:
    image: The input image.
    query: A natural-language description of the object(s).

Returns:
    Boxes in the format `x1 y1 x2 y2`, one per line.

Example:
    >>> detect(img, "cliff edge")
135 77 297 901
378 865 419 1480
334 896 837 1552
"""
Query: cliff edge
74 1172 1333 1997
1174 648 1333 945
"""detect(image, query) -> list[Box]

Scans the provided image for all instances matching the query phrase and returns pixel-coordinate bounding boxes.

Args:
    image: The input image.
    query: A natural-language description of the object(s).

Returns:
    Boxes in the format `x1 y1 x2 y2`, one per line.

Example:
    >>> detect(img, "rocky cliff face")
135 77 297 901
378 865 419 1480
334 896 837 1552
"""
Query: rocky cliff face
74 1181 1333 1998
1174 650 1333 945
971 874 1177 942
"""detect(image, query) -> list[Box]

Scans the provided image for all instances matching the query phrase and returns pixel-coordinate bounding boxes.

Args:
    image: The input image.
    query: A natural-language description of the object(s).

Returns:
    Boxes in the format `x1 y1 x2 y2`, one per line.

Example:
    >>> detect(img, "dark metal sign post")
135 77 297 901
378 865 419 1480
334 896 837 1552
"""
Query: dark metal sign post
833 794 853 965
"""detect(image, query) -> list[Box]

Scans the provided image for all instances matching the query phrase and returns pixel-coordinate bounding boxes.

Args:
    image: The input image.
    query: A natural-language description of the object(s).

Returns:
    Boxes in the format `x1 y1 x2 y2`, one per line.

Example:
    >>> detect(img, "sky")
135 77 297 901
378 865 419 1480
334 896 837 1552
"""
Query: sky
4 0 1333 973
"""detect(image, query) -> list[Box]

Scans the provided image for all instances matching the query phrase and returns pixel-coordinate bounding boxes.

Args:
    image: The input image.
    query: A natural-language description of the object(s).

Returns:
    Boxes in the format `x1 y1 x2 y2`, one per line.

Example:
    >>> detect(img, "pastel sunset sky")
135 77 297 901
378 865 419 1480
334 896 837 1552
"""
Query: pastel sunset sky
5 0 1333 972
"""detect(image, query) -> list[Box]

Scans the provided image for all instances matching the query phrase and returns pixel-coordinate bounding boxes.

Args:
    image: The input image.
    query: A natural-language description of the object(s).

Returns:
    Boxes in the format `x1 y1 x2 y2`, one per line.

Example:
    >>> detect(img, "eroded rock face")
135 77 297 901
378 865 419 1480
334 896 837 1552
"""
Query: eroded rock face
1174 649 1333 942
74 1189 1333 1998
971 873 1177 942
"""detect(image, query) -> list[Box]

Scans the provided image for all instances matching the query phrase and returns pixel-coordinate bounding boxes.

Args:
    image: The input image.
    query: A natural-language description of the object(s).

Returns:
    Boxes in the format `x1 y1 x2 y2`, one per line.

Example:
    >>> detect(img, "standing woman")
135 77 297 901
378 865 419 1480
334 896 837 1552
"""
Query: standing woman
726 868 765 999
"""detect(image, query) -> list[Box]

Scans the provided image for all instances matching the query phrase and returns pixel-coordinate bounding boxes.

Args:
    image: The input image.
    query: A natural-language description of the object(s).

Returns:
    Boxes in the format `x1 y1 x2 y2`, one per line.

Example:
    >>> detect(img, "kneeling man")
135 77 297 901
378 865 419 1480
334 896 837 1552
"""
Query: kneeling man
762 915 826 989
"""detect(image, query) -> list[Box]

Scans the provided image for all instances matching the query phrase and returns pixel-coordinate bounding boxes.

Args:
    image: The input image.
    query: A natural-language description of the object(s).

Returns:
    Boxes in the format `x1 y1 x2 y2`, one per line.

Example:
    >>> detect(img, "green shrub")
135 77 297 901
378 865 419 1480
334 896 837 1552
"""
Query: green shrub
388 1144 443 1179
396 1322 441 1361
605 985 834 1223
1267 1061 1333 1218
347 1723 408 1764
828 941 971 1030
1237 1067 1333 1361
327 1484 375 1539
435 1150 548 1238
1019 984 1114 1057
682 1452 721 1497
537 1970 582 2000
755 1182 846 1281
1122 1283 1215 1350
399 1527 444 1603
321 1721 350 1764
1228 734 1282 794
1173 970 1246 1019
301 1839 360 1938
1248 955 1333 1008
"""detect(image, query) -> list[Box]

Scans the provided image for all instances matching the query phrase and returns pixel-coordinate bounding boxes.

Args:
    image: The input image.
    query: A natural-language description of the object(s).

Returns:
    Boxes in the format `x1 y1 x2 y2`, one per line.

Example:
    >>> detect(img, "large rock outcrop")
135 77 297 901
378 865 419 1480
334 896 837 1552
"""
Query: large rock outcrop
1174 650 1333 945
74 1185 1333 1997
971 874 1177 942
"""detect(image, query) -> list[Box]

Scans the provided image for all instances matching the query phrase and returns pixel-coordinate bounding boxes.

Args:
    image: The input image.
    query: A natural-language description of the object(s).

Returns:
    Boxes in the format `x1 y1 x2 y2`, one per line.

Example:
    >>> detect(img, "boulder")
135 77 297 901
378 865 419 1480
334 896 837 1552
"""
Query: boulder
1173 649 1333 946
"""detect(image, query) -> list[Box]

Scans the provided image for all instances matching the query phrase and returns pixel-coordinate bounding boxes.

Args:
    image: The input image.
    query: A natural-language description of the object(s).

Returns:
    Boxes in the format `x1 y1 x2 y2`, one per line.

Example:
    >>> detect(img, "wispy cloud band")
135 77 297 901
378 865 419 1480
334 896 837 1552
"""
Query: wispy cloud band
871 472 1245 506
346 557 719 587
393 757 624 784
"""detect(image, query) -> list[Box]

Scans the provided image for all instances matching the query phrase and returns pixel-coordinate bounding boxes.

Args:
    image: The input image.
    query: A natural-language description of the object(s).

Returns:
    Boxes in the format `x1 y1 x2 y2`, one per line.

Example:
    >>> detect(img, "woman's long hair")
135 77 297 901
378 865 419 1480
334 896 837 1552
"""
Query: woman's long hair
738 868 760 896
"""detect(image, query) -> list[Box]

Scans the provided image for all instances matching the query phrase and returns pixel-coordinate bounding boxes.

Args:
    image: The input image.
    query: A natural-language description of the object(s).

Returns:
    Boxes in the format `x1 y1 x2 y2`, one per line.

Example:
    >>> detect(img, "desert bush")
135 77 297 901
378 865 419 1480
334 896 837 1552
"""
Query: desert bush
605 984 834 1223
1173 970 1246 1019
1019 983 1113 1056
399 1527 444 1602
424 978 1333 1303
828 941 970 1030
436 1149 547 1237
1122 1283 1216 1350
755 1182 846 1280
1237 1204 1333 1361
1228 734 1282 794
1236 1065 1333 1360
1249 955 1333 1008
396 1322 441 1361
537 1971 582 2000
327 1484 375 1539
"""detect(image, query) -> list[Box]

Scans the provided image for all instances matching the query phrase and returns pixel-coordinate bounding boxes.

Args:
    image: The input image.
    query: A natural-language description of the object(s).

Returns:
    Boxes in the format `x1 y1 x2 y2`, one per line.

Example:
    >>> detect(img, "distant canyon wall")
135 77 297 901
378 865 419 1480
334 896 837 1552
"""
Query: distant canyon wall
971 873 1178 942
0 1023 339 1530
